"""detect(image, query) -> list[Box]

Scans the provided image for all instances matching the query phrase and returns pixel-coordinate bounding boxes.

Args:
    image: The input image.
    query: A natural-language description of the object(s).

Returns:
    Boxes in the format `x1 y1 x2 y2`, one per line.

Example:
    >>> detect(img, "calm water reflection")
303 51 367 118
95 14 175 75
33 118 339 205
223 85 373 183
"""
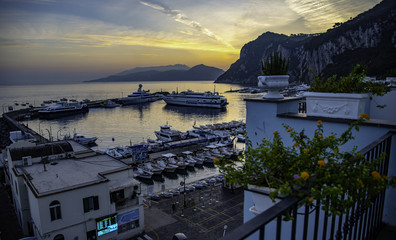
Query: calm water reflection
1 81 254 193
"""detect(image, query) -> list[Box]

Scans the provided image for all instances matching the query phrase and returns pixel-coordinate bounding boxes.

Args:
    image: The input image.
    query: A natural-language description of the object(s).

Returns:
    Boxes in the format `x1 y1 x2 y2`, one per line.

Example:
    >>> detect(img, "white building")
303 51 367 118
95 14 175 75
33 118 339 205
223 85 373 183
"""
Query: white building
5 140 144 240
239 89 396 239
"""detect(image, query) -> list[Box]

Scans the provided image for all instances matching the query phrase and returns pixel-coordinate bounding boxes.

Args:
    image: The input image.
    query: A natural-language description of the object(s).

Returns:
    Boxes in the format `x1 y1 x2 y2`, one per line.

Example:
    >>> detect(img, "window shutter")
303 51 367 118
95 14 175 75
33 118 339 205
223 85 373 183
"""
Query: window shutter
83 198 89 212
93 196 99 210
50 208 56 221
56 205 62 219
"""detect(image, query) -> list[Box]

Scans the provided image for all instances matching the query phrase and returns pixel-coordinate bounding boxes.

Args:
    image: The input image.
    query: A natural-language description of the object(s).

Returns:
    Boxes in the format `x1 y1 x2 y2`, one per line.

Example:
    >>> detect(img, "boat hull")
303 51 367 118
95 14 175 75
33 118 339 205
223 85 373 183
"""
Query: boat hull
119 96 162 105
38 106 89 119
163 98 226 109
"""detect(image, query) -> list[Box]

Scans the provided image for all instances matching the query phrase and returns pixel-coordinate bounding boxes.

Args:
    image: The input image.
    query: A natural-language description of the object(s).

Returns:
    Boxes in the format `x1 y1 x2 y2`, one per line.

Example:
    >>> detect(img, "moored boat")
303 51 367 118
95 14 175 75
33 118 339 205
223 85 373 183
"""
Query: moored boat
64 133 97 145
118 84 162 105
163 90 228 109
38 101 89 119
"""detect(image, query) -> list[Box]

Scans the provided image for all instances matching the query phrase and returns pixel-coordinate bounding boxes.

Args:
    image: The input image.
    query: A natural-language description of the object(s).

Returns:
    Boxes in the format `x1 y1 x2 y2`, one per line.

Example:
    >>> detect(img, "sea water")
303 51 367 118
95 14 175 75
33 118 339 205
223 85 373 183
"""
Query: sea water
0 81 256 193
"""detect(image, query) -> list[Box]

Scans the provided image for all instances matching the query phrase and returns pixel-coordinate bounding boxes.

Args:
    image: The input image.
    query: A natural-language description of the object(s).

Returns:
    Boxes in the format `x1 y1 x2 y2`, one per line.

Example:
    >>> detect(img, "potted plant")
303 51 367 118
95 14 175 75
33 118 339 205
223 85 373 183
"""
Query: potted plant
258 51 290 99
216 115 395 215
304 64 391 119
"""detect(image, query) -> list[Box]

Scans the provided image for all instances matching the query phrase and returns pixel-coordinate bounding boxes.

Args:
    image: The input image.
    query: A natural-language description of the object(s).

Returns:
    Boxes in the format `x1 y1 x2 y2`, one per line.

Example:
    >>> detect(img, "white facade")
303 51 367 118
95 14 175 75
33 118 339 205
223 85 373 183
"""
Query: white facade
243 90 396 239
6 140 144 240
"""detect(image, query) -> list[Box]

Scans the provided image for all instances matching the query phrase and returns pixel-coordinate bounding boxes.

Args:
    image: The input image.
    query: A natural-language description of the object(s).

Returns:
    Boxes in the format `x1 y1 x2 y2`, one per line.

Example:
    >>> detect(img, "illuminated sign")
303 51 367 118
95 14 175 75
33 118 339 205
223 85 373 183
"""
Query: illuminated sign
96 214 118 236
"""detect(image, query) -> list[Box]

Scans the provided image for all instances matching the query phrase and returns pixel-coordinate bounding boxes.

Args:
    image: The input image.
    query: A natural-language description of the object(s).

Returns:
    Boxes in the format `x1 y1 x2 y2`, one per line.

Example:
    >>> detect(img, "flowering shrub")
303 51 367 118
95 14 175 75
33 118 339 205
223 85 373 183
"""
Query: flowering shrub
216 115 395 215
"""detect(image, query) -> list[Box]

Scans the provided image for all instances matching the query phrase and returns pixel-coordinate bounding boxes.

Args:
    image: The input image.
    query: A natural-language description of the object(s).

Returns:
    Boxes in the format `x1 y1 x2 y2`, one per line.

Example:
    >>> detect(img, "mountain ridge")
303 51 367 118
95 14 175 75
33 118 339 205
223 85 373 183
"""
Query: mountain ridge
215 0 396 85
86 64 224 82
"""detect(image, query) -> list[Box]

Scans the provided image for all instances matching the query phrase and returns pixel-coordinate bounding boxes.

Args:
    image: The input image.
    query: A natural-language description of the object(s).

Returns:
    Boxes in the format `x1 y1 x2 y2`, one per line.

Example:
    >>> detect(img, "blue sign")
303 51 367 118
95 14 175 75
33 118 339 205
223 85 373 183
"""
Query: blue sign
118 209 139 225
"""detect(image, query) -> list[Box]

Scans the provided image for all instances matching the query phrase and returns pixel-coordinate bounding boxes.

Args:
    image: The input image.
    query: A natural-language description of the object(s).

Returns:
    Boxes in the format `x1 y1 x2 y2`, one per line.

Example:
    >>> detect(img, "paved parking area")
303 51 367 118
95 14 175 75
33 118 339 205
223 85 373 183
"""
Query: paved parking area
134 184 244 240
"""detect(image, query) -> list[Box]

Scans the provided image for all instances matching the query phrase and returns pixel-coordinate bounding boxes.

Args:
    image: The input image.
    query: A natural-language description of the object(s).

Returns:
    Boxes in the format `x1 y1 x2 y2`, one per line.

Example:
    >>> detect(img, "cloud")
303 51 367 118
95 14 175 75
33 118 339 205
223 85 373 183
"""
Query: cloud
139 0 235 50
286 0 381 32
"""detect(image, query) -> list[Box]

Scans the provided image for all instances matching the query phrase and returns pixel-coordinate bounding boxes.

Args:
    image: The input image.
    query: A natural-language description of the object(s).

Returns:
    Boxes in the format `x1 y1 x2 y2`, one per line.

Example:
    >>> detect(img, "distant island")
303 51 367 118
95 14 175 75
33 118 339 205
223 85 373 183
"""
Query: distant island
86 64 224 82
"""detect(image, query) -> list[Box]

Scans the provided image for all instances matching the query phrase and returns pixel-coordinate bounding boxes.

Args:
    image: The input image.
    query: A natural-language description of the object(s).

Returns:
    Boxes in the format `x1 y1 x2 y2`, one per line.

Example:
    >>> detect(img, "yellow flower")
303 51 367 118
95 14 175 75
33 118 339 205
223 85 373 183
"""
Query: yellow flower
317 160 326 167
318 135 323 140
286 128 293 132
359 113 370 120
317 120 322 125
383 176 389 181
301 171 309 180
213 157 220 164
308 67 312 71
303 149 309 153
334 147 339 154
293 142 299 147
273 131 278 137
308 197 314 203
328 134 335 139
358 179 364 187
372 171 381 181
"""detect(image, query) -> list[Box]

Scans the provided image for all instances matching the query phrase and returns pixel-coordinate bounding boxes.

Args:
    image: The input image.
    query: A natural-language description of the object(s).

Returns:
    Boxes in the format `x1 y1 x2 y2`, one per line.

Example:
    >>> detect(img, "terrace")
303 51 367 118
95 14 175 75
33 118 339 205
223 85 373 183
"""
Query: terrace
222 91 396 240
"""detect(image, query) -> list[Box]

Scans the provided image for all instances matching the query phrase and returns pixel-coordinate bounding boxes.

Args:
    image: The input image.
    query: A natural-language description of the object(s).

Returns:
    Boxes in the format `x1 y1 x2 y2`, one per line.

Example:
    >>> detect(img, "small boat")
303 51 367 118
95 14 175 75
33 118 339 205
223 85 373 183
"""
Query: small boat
101 100 120 108
167 156 187 170
105 148 123 159
136 167 153 179
163 90 228 109
157 160 178 173
118 84 162 105
65 133 97 145
144 162 164 175
181 151 197 166
116 147 132 158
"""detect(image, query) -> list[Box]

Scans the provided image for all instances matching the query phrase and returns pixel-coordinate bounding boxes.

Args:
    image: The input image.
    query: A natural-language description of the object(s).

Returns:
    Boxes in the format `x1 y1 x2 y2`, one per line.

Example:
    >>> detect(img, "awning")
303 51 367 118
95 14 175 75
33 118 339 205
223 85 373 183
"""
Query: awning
109 178 139 192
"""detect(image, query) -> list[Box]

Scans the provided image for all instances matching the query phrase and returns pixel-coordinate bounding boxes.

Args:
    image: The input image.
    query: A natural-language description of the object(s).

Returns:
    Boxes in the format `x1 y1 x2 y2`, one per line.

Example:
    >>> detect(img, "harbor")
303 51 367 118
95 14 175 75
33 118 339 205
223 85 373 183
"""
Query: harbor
0 82 249 195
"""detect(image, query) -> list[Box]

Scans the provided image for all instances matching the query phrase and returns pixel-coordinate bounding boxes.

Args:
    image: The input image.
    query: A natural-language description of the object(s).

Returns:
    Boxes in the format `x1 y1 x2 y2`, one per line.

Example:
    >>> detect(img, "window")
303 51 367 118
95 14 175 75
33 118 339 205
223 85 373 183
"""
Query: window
83 196 99 213
50 200 62 221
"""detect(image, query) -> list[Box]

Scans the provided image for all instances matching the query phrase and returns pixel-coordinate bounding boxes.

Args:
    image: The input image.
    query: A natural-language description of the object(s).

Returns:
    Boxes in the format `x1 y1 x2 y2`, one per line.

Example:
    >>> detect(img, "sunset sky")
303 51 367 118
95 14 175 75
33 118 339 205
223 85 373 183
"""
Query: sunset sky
0 0 381 84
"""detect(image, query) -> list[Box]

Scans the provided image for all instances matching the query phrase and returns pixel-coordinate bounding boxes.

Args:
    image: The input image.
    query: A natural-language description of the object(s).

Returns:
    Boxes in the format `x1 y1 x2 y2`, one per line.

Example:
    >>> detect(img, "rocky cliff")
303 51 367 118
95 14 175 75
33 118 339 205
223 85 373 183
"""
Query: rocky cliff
216 0 396 85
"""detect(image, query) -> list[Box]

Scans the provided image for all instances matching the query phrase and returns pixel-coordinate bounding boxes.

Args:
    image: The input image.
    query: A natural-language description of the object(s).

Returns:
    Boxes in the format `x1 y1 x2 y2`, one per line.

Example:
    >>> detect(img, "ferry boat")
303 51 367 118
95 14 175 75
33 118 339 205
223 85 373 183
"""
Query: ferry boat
163 90 228 109
118 84 162 105
38 101 89 119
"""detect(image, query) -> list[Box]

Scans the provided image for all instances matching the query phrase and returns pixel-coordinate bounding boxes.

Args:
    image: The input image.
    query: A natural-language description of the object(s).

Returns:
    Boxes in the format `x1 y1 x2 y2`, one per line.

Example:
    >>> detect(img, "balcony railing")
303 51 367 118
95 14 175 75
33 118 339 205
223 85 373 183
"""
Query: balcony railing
222 131 395 240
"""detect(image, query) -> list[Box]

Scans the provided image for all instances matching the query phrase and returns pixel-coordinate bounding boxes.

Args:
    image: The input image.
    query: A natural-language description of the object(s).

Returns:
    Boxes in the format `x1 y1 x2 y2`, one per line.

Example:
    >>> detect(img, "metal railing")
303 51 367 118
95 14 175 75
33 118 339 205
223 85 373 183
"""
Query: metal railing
222 131 394 240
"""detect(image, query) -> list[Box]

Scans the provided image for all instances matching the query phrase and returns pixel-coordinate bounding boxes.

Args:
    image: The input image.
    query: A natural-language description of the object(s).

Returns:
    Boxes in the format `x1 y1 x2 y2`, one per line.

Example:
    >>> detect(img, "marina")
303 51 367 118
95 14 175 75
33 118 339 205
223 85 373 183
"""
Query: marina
1 81 248 194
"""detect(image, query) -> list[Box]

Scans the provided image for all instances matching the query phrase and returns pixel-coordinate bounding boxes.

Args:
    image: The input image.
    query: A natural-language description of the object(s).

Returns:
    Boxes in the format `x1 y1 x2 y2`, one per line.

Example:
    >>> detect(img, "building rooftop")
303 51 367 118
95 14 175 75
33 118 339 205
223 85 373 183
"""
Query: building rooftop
19 154 129 197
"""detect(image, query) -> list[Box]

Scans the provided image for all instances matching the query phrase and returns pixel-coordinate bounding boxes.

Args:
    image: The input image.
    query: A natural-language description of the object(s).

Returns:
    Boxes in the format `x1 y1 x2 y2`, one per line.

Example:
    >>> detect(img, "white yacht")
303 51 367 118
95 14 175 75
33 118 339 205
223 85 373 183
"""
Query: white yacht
38 101 89 119
163 90 228 108
154 125 185 142
118 84 162 105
